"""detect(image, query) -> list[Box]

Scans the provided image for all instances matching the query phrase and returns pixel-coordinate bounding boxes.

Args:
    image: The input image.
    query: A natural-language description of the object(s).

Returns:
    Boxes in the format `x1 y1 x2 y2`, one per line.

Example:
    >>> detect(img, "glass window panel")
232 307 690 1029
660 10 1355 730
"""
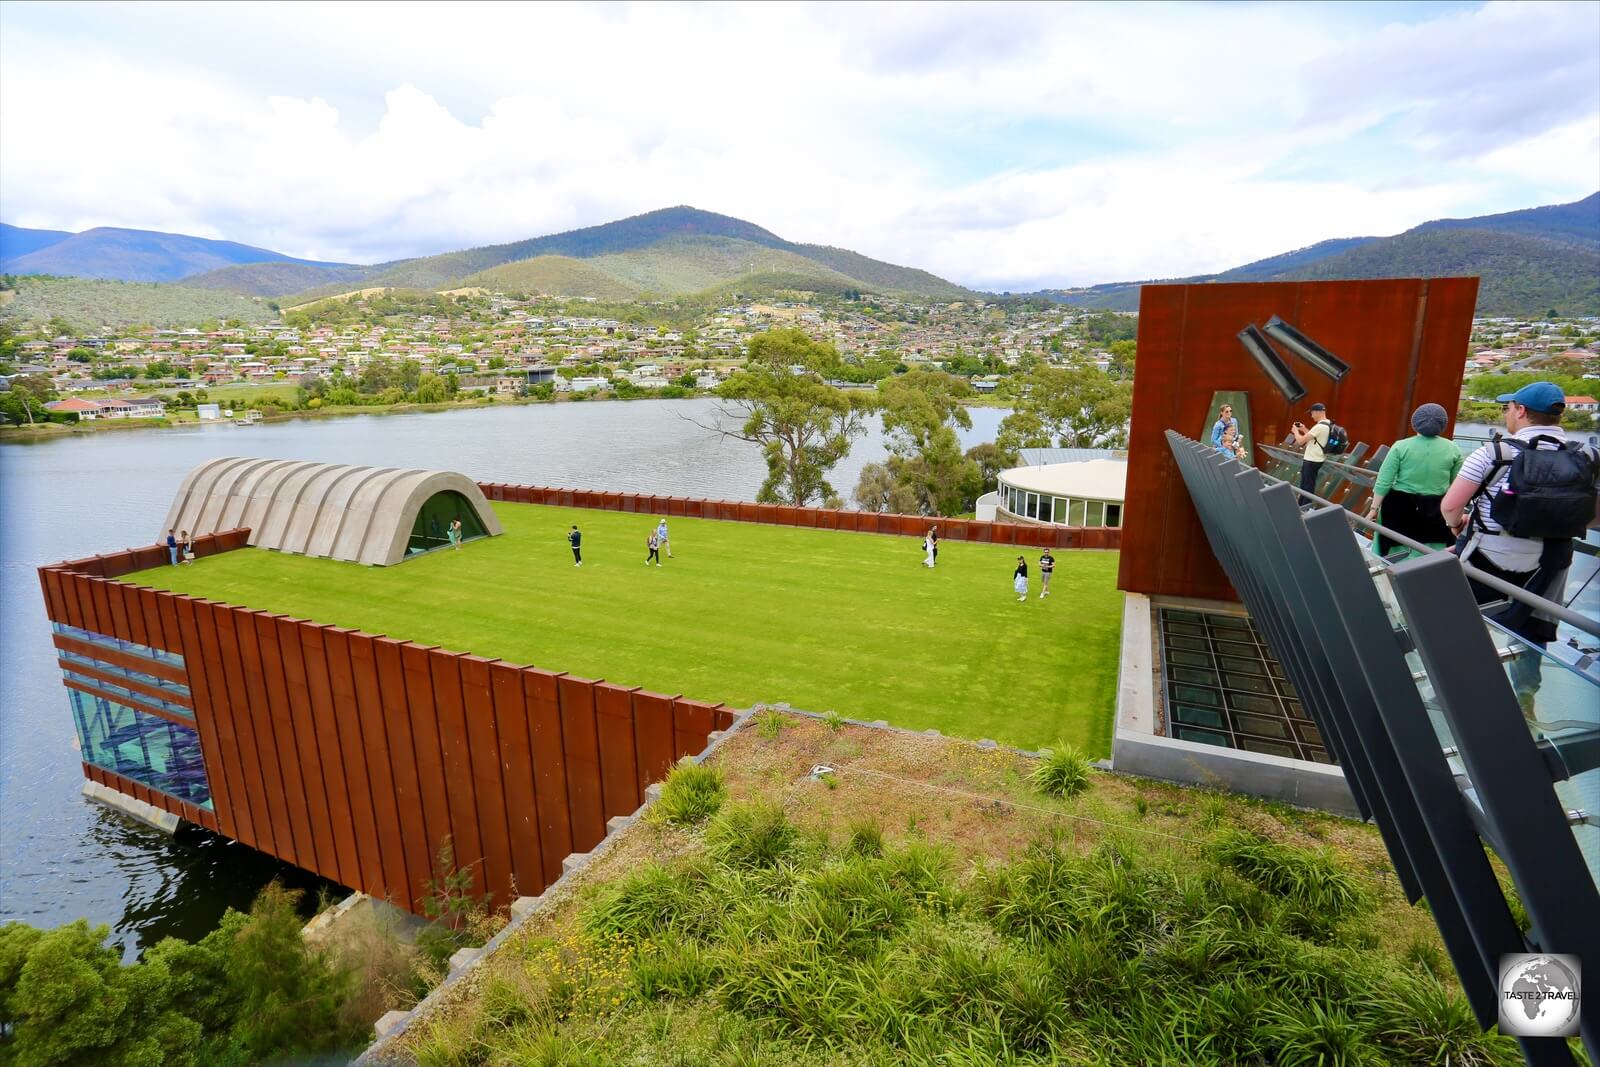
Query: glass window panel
1305 747 1333 764
1162 610 1205 623
1218 655 1267 676
1171 684 1222 707
1105 504 1121 527
64 671 192 719
1207 616 1253 632
69 690 209 806
1231 710 1291 738
1167 666 1220 686
1165 622 1208 638
1025 493 1039 519
1214 640 1259 659
58 650 191 699
1069 499 1087 525
1166 636 1211 652
1172 705 1227 729
1291 720 1323 747
1223 672 1275 694
1086 500 1104 527
52 622 184 669
1173 725 1232 747
1167 649 1215 669
1238 737 1297 758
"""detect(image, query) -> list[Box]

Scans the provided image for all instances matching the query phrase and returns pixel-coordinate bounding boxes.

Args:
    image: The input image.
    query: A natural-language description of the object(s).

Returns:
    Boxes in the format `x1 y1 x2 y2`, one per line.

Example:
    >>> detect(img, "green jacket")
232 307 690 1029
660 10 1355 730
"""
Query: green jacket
1373 434 1463 497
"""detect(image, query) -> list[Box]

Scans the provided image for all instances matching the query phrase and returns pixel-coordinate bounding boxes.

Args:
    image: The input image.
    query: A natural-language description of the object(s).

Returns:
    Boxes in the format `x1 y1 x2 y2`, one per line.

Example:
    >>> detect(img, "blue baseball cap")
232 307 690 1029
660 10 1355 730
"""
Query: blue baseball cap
1495 381 1566 413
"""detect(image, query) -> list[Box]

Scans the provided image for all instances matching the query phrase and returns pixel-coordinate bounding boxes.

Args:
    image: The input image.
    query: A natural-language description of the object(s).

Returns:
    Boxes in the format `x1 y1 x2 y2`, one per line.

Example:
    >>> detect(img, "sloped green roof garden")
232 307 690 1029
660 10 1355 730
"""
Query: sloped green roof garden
132 503 1122 754
382 714 1538 1067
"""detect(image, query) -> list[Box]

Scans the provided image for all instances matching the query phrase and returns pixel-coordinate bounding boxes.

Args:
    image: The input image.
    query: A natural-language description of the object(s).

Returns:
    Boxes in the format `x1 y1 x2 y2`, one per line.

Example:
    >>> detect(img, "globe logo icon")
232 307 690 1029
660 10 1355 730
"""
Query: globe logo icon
1498 954 1581 1038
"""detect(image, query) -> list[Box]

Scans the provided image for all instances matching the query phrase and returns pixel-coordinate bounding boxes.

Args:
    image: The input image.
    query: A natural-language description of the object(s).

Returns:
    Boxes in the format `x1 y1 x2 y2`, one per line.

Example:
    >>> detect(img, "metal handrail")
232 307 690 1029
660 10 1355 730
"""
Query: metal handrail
1231 437 1600 638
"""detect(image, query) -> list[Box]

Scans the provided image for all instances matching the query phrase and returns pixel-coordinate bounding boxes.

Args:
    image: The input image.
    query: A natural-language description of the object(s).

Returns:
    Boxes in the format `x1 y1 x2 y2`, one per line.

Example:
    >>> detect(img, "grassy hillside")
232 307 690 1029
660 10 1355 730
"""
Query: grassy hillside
1294 228 1600 315
199 207 978 303
792 243 975 299
182 261 374 297
466 256 644 300
0 275 273 330
584 236 860 295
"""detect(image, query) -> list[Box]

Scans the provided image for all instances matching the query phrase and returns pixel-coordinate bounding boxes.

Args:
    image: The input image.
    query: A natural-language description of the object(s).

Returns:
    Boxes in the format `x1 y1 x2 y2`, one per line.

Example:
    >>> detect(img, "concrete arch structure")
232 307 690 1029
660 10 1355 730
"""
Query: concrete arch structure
160 457 503 566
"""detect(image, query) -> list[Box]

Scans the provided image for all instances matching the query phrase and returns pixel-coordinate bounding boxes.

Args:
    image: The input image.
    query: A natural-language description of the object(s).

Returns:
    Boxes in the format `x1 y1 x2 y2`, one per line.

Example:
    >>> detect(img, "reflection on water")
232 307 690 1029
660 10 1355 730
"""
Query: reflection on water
0 399 1005 955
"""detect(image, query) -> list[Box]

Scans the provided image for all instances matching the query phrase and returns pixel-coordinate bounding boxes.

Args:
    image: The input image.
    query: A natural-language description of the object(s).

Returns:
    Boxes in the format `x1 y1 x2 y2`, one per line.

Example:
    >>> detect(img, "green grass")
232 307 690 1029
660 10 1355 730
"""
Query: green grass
130 502 1122 753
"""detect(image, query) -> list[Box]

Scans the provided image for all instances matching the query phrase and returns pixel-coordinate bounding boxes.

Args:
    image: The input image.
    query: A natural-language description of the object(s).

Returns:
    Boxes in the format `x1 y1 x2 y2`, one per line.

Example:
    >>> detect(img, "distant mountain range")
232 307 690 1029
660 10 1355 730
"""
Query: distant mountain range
0 223 346 283
1040 192 1600 316
4 195 1597 322
1 208 976 307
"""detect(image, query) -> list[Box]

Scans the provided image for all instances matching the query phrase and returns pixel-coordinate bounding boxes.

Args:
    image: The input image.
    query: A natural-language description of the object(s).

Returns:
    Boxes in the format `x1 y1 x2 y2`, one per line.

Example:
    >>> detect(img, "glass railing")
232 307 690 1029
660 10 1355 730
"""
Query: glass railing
1191 432 1600 895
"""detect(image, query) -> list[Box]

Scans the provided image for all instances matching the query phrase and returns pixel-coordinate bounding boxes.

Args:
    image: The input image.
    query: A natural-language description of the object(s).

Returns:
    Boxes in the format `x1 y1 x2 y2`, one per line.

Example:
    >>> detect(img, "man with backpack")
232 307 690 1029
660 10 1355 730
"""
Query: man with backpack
1440 381 1599 702
1289 403 1344 498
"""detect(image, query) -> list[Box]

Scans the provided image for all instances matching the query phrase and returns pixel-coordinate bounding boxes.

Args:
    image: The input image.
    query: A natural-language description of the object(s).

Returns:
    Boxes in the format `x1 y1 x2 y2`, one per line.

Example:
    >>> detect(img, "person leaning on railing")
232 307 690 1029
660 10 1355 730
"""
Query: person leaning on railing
1364 403 1461 557
1439 382 1600 703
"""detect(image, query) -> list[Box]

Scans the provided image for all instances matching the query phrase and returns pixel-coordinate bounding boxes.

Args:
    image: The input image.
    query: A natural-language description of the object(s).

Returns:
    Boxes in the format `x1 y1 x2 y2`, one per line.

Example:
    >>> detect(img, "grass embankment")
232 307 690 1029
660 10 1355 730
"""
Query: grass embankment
132 503 1121 753
393 716 1531 1066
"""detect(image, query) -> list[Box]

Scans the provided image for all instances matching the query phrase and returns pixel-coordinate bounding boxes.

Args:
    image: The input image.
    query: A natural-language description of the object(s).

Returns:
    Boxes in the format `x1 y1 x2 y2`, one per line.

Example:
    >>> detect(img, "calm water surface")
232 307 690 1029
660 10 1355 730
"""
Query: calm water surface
0 399 1004 955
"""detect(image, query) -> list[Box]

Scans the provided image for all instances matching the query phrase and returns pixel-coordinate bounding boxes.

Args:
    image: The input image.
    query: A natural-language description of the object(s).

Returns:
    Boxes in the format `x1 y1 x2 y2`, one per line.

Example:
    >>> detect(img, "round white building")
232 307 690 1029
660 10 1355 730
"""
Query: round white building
985 457 1126 527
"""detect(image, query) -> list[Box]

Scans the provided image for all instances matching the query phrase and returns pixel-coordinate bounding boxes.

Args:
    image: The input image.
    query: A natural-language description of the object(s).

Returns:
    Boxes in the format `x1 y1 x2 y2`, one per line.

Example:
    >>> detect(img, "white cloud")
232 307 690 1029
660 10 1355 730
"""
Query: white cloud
0 0 1595 289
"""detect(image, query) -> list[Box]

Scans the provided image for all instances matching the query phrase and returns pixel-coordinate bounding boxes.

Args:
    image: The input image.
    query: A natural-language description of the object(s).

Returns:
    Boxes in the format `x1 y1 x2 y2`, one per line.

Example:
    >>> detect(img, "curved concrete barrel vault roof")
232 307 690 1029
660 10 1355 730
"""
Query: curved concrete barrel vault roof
160 457 503 566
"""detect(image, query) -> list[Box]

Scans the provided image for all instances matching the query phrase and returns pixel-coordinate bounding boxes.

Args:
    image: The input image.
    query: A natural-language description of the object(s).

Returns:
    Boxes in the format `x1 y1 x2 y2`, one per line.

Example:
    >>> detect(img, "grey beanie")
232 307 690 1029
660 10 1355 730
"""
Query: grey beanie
1411 402 1448 437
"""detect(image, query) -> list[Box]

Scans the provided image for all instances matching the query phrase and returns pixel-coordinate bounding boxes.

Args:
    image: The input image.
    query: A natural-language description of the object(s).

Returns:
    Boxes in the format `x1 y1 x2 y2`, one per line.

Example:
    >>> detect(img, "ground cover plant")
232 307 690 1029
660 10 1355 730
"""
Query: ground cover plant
386 717 1559 1067
132 503 1122 752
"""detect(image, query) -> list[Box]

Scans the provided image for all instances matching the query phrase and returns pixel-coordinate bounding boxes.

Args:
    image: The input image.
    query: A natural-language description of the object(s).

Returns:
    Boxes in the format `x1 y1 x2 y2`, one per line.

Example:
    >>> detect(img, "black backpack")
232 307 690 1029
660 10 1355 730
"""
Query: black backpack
1481 434 1597 539
1323 423 1349 455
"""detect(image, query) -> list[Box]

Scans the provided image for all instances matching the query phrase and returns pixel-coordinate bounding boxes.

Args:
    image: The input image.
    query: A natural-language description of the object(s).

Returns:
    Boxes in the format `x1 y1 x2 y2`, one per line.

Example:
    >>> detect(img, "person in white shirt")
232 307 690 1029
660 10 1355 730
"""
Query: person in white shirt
655 518 672 558
1287 403 1332 497
1440 381 1600 702
922 531 935 568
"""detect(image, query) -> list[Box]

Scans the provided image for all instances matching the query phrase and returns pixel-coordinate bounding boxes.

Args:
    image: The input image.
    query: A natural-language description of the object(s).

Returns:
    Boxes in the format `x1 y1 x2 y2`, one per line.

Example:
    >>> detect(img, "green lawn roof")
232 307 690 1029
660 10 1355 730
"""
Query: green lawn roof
131 503 1122 753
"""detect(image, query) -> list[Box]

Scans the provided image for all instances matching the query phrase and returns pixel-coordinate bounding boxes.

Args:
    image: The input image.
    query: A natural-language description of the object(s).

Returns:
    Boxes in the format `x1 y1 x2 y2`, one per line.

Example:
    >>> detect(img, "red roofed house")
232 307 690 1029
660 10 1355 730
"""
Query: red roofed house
1564 395 1598 413
44 397 105 419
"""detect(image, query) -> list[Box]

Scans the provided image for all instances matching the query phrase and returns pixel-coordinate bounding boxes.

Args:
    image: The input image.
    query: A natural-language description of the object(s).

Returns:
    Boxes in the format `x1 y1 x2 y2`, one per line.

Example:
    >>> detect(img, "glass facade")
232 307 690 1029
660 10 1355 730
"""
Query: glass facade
52 621 184 668
998 482 1122 528
55 623 208 808
69 688 211 808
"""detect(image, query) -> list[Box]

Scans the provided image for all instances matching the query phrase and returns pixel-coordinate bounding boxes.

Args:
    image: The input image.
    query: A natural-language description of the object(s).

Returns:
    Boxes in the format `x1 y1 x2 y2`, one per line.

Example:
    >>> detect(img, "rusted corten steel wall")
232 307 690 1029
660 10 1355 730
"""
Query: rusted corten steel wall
39 532 733 915
472 482 1124 550
1118 278 1478 602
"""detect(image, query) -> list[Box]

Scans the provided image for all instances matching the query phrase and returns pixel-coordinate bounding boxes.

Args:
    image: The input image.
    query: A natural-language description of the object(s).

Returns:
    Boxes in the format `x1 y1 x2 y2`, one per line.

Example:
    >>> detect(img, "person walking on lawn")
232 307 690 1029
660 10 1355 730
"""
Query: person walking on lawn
1038 549 1054 598
930 525 939 566
922 530 935 567
655 517 672 558
568 524 582 567
646 528 662 566
1013 556 1029 602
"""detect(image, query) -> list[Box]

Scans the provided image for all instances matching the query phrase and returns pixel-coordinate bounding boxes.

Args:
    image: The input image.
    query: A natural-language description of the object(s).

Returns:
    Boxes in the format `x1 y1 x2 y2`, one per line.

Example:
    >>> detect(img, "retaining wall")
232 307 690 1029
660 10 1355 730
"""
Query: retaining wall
473 481 1122 550
39 534 734 915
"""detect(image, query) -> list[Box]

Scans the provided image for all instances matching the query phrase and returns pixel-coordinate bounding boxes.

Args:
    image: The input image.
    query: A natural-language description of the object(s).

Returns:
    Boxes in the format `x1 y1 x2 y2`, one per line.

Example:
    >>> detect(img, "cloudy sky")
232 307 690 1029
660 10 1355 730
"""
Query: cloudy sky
1 1 1596 290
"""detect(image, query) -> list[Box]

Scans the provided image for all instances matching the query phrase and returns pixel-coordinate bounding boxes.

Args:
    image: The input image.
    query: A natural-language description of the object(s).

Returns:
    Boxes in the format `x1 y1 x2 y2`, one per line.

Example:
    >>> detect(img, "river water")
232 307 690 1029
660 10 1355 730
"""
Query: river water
0 399 1005 956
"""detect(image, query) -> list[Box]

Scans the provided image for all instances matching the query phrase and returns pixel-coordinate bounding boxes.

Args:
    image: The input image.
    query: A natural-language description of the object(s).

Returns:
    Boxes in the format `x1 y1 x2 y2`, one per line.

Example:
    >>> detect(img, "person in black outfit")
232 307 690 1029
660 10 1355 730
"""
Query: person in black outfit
1038 550 1054 598
568 525 582 567
929 526 939 566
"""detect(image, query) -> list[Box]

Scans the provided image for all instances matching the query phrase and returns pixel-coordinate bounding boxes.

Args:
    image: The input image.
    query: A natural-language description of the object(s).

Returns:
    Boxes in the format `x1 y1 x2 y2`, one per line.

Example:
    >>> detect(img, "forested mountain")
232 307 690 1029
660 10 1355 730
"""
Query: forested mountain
0 225 349 283
1044 192 1600 315
212 207 976 302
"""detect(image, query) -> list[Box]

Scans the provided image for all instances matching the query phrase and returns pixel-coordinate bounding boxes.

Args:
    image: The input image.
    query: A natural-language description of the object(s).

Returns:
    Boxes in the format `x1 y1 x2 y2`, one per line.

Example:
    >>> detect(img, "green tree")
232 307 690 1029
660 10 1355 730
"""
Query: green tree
998 364 1132 450
711 329 870 507
414 374 448 404
855 370 983 516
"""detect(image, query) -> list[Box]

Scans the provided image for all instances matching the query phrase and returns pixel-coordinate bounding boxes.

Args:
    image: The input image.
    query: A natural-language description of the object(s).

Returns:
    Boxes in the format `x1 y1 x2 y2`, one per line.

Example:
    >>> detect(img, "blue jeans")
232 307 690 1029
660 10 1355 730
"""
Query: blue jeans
168 545 179 565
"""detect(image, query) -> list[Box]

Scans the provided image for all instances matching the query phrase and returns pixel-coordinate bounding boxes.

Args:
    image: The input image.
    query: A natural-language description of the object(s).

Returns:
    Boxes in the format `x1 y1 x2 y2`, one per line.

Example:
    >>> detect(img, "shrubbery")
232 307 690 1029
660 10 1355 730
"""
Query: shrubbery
0 884 364 1067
